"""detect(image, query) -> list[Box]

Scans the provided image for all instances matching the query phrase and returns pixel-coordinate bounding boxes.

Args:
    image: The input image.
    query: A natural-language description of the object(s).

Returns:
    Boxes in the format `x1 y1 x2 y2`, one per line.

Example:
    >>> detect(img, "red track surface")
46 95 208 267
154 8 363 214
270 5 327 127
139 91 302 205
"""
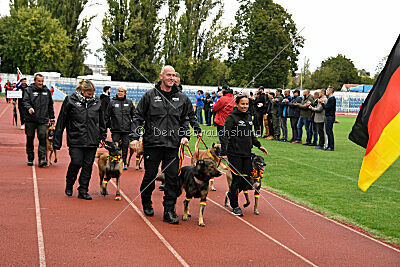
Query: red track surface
0 101 399 266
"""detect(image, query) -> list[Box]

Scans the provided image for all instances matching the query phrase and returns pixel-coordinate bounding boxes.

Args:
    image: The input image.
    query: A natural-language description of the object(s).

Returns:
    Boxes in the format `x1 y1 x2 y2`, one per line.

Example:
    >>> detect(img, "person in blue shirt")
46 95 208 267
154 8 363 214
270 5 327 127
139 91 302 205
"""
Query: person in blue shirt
194 90 205 124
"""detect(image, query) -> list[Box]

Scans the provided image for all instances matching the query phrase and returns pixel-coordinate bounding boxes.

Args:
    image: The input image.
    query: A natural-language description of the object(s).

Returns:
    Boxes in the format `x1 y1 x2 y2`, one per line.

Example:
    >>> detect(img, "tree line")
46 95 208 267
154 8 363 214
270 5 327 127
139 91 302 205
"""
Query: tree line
0 0 375 89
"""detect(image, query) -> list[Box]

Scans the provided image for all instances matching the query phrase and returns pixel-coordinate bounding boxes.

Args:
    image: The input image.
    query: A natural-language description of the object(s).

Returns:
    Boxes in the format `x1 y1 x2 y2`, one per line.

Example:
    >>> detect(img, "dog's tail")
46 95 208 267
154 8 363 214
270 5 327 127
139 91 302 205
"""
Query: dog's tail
155 173 165 182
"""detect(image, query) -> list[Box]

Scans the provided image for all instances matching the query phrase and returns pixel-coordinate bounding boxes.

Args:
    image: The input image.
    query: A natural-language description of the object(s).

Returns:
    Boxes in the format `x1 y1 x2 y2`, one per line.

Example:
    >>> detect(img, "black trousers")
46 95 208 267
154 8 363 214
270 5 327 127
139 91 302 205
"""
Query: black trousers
325 116 335 149
267 114 274 136
18 101 25 125
141 147 179 210
111 132 129 165
310 121 318 145
25 122 47 161
290 117 299 141
316 122 325 147
227 155 252 209
254 112 263 136
66 147 97 193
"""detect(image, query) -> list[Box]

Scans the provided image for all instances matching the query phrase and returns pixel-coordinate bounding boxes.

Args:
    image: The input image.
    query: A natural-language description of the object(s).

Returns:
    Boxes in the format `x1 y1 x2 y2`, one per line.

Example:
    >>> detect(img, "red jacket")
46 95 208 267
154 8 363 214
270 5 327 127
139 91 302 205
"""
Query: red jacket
212 93 234 126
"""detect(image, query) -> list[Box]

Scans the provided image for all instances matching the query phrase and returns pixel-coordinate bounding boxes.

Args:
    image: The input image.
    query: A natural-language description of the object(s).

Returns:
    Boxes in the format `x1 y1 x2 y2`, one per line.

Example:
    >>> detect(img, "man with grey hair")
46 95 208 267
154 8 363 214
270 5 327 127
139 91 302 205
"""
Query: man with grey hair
22 74 55 167
310 89 327 149
130 65 201 224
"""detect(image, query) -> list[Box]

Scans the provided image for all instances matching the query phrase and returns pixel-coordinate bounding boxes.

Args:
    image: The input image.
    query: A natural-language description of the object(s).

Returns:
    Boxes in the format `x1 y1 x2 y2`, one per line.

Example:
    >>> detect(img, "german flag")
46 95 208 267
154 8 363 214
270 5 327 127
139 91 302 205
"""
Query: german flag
349 34 400 192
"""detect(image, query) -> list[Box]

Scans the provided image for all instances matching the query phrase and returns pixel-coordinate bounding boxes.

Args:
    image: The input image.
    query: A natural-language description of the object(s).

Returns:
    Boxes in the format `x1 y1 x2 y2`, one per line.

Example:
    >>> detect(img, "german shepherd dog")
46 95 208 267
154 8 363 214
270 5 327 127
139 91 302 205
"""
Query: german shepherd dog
96 141 124 200
157 159 222 226
127 138 144 170
225 154 266 215
192 138 228 191
45 125 58 166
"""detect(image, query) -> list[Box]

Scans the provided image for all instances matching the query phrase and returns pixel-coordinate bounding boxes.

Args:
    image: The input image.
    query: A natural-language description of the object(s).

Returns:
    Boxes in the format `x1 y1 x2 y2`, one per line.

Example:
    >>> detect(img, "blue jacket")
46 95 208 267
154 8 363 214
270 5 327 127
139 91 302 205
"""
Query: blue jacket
195 93 204 107
278 95 292 118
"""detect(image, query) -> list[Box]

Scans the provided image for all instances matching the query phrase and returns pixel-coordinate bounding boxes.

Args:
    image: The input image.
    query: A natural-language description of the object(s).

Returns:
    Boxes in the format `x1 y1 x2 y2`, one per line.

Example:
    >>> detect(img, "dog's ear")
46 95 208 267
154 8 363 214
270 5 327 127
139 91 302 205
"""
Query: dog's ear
212 143 215 148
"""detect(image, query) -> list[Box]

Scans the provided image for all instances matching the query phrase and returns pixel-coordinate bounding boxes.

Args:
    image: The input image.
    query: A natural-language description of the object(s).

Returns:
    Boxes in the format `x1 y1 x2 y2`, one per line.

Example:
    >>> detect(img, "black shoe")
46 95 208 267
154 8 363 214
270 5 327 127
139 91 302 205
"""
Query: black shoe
325 147 334 151
38 161 47 167
232 207 243 216
65 187 73 197
143 205 154 216
78 192 92 200
163 210 179 224
27 161 34 166
159 183 165 191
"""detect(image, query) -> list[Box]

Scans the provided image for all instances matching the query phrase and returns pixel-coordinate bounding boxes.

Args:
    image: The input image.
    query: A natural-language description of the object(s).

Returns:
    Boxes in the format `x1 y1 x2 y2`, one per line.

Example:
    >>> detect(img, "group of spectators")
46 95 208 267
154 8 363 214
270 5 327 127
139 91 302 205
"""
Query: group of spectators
194 86 337 151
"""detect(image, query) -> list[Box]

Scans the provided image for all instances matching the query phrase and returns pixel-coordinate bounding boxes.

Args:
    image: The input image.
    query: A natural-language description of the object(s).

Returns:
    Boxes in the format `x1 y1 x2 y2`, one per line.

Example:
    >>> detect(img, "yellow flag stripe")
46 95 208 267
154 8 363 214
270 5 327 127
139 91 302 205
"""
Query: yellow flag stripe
359 112 400 191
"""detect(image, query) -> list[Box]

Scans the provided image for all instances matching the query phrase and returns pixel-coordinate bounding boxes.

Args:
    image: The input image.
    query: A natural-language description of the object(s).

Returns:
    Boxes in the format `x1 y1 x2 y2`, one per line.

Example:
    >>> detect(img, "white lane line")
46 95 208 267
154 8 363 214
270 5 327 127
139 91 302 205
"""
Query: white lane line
260 188 400 253
108 180 190 267
0 105 9 119
32 166 46 267
208 198 317 267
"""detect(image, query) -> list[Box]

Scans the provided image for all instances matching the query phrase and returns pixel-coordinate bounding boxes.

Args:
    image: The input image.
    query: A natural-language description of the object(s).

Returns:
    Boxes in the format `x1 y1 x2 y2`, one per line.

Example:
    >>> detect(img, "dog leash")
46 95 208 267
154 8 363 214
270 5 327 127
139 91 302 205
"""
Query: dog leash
178 144 194 176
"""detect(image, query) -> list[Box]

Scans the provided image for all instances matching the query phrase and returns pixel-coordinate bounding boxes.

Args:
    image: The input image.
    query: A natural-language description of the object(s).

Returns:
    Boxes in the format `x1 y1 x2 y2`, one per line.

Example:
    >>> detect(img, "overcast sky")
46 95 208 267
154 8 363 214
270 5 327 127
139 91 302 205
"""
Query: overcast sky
1 0 399 75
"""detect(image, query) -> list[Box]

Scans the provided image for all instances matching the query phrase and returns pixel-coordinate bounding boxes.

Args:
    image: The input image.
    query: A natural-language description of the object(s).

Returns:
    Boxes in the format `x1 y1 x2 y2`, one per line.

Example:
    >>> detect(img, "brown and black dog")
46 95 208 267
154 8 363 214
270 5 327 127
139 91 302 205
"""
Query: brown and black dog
127 138 144 170
45 125 58 166
157 158 222 226
192 138 228 191
224 154 266 215
97 141 124 200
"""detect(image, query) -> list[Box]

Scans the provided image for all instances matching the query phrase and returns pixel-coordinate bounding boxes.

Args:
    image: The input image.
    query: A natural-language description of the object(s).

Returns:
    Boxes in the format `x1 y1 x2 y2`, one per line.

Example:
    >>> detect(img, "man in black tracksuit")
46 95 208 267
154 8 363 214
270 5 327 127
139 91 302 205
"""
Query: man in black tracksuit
22 74 55 167
53 80 106 200
287 90 301 142
321 87 336 151
130 66 201 224
17 78 28 129
105 87 135 169
254 87 266 137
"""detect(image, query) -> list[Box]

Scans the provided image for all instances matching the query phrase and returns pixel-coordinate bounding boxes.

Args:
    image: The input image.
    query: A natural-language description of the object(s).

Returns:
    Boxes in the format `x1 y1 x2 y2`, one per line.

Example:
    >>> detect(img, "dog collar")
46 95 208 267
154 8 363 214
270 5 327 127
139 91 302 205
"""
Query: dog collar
252 169 263 181
108 155 122 163
194 176 203 184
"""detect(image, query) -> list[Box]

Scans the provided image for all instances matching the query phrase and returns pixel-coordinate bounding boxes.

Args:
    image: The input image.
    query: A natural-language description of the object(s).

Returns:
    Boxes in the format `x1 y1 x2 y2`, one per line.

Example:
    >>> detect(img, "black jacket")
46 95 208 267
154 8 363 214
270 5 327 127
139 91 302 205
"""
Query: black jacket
105 95 135 133
254 93 267 114
278 95 292 118
287 95 302 118
100 93 110 113
53 92 106 149
22 84 55 124
322 96 336 117
130 82 200 149
221 108 261 157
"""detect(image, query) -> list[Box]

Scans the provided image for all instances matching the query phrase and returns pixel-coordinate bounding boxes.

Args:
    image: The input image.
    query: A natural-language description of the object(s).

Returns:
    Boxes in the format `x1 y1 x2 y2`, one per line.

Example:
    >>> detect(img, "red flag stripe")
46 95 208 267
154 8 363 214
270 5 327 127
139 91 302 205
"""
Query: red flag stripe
366 66 400 155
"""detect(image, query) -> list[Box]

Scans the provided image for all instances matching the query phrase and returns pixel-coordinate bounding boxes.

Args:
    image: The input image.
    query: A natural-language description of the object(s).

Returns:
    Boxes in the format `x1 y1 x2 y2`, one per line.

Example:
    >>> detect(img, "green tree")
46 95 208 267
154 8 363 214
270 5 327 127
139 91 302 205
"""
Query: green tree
0 7 70 75
311 54 360 89
162 0 229 85
37 0 93 77
102 0 163 82
228 0 304 88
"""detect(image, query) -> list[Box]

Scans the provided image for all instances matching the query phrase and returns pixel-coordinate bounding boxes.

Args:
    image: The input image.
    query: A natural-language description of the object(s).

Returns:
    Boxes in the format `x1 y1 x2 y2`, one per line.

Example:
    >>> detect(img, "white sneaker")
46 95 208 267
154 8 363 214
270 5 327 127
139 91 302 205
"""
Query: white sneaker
20 124 25 130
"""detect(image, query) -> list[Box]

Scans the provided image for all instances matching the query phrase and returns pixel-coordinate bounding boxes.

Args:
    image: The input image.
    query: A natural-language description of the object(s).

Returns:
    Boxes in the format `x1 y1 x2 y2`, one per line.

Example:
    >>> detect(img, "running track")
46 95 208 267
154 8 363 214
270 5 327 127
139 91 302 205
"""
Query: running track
0 101 399 266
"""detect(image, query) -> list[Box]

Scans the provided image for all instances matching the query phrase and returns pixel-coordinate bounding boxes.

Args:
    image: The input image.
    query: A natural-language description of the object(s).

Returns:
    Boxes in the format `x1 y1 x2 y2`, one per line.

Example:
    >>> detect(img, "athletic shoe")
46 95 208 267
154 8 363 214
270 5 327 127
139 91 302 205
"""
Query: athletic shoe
266 136 274 140
38 161 47 168
143 205 154 216
302 142 310 146
78 192 92 200
232 207 243 216
123 165 128 170
65 187 73 197
325 148 334 151
293 140 302 144
314 146 324 149
27 161 34 166
163 210 179 224
159 183 165 191
20 124 25 130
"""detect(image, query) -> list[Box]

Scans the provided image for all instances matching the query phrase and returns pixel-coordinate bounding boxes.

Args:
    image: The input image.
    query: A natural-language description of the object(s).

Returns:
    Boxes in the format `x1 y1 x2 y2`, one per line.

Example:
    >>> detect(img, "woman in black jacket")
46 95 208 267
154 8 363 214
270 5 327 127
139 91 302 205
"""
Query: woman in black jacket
105 86 135 169
53 79 106 200
221 95 268 216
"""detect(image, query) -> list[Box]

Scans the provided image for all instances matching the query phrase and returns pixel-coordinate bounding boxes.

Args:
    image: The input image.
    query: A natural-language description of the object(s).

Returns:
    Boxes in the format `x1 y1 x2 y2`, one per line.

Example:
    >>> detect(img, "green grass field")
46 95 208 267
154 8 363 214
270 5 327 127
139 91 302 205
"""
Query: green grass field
188 116 400 244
